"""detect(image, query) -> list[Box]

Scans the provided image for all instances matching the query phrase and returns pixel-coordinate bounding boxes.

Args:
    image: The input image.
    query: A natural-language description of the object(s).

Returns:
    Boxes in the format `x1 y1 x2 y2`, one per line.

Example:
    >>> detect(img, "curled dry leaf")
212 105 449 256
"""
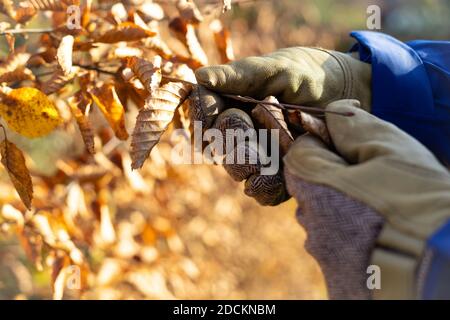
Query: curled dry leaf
222 0 232 12
94 22 156 44
51 254 70 300
110 2 128 24
0 52 35 84
146 36 173 60
14 4 37 24
0 139 33 210
130 81 192 169
0 87 63 138
138 2 164 21
89 83 129 141
298 111 332 146
56 35 74 76
169 17 208 67
5 33 15 53
0 0 15 19
41 69 76 95
68 91 95 154
127 56 162 95
26 0 79 11
209 19 235 63
0 52 31 74
176 0 203 24
1 204 25 230
251 96 294 156
0 67 34 84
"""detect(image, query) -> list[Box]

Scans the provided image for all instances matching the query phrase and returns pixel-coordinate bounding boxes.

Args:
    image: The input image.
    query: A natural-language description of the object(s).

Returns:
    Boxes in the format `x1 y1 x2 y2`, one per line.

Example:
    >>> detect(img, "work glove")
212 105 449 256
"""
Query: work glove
193 46 372 205
196 47 372 111
284 100 450 299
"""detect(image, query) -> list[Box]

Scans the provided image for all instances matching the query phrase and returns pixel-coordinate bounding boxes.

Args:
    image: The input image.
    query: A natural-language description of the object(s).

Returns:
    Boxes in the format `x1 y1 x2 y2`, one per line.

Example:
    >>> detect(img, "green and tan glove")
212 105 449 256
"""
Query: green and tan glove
196 47 372 111
284 100 450 299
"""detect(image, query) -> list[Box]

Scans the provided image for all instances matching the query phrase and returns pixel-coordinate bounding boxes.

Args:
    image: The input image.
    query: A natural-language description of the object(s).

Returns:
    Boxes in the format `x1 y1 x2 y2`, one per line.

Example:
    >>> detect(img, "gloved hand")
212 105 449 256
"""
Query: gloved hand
283 100 450 299
196 47 372 111
193 46 372 205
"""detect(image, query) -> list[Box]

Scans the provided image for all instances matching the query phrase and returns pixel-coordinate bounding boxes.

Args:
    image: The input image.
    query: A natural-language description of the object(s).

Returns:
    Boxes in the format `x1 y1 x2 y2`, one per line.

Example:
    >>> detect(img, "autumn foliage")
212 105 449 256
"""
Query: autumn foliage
0 0 331 300
0 0 242 299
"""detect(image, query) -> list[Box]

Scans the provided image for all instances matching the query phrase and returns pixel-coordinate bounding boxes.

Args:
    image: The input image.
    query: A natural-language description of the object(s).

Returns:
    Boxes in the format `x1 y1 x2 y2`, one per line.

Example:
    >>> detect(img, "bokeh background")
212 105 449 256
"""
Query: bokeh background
0 0 449 300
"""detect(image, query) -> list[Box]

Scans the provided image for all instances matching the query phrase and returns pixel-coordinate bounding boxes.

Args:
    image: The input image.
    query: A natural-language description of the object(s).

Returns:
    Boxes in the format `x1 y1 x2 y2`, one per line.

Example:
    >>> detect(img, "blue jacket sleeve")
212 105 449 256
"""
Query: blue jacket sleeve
349 31 450 300
350 31 450 166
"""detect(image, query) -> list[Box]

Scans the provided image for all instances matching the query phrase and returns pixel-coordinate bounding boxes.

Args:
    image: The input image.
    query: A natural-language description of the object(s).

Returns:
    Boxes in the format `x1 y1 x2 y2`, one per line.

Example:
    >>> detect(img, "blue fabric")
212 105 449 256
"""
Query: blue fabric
350 31 450 167
422 220 450 300
349 31 450 299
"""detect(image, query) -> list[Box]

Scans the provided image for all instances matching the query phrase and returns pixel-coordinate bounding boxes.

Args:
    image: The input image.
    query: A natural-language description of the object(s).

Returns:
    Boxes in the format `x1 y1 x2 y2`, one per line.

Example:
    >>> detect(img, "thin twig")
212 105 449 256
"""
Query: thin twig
162 75 196 86
74 63 117 76
0 28 55 36
222 94 354 116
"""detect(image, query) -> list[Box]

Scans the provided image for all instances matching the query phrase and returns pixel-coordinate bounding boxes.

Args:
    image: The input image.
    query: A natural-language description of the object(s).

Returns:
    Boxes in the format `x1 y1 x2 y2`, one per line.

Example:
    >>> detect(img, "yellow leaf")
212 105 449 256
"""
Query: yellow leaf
0 87 63 138
0 139 33 209
89 83 129 141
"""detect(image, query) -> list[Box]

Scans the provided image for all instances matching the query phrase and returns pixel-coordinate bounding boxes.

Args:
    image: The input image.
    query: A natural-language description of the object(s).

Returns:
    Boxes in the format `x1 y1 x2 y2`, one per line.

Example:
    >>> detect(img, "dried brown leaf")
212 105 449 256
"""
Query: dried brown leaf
210 19 235 63
127 56 162 95
299 111 332 146
169 17 208 67
56 35 74 76
222 0 232 12
68 91 95 154
252 96 294 156
0 0 15 19
26 0 79 11
0 67 34 84
89 83 129 141
0 52 30 74
51 254 70 300
130 81 192 169
137 2 164 21
5 33 15 53
176 0 203 24
14 4 36 23
94 22 156 44
0 139 33 210
40 68 76 95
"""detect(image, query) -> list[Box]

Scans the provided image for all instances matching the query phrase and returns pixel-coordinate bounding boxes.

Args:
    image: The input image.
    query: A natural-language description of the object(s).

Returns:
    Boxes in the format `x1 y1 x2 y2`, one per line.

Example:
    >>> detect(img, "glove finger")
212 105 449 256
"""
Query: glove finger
244 173 290 206
283 133 348 181
195 55 287 99
188 85 226 130
213 108 255 152
214 108 262 181
223 143 261 182
325 100 445 170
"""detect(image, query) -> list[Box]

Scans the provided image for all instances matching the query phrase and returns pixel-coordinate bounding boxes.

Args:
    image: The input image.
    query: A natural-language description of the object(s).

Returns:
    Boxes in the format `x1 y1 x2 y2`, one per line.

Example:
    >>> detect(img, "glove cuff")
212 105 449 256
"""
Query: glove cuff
312 48 372 112
371 224 425 299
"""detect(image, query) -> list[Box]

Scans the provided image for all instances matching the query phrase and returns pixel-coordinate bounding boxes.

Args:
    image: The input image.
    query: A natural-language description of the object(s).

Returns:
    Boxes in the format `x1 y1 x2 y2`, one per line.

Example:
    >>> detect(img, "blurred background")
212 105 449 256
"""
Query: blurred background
0 0 449 300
